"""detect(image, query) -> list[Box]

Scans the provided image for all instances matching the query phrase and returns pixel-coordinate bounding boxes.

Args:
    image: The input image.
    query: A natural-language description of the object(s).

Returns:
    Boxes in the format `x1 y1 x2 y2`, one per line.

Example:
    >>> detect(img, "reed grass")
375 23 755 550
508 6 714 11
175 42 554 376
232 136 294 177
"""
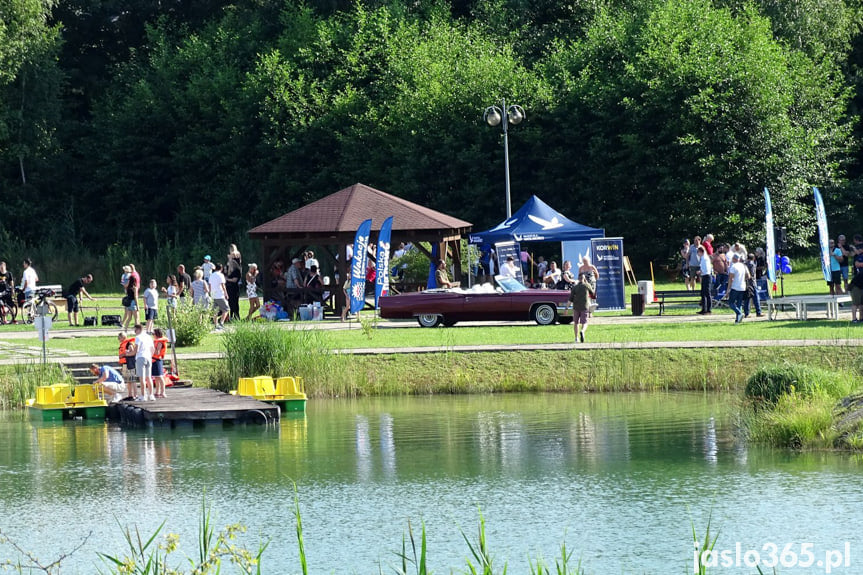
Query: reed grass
0 497 745 575
97 499 267 575
208 322 349 394
461 509 506 575
393 520 428 575
691 514 719 575
171 345 859 399
0 362 74 409
528 541 583 575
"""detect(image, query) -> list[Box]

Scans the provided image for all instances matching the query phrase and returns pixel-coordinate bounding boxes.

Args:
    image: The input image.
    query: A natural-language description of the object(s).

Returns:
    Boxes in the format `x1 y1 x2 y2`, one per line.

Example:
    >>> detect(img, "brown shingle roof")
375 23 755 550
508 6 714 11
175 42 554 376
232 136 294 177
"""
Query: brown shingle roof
248 183 472 236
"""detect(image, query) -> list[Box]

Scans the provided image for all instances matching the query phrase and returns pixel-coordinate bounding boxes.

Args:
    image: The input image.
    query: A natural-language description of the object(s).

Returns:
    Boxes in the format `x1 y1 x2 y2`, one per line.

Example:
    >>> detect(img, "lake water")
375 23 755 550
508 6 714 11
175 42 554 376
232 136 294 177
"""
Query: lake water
0 392 860 574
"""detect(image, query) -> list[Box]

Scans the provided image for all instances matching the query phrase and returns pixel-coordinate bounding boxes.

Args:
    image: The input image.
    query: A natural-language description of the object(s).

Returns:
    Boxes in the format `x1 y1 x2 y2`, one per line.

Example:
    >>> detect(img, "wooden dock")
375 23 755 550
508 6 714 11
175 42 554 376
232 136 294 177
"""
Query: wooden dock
107 387 281 428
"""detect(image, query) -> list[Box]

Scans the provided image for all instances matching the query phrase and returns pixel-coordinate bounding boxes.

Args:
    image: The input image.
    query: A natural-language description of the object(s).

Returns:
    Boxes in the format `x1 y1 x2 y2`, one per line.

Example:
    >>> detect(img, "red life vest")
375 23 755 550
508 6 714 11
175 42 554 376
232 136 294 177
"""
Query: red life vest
118 338 135 365
153 336 168 360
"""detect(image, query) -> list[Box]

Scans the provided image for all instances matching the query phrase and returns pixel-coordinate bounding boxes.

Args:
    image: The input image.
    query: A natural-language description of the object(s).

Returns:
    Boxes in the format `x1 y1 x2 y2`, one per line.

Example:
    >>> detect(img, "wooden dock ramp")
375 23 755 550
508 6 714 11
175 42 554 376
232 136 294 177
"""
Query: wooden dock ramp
107 387 281 428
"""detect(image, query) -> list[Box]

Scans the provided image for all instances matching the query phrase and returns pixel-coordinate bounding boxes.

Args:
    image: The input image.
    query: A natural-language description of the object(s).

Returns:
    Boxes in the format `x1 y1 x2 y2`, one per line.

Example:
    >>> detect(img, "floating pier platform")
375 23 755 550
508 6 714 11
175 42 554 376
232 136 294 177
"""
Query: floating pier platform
107 387 281 428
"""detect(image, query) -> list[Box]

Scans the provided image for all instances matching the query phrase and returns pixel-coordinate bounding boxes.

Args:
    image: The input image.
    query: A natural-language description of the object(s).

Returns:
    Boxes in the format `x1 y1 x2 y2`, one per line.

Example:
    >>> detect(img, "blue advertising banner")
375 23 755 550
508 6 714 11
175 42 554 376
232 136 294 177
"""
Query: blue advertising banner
590 237 625 311
813 187 832 283
494 241 524 284
427 244 439 289
374 216 394 308
350 219 372 314
764 188 777 284
561 240 593 273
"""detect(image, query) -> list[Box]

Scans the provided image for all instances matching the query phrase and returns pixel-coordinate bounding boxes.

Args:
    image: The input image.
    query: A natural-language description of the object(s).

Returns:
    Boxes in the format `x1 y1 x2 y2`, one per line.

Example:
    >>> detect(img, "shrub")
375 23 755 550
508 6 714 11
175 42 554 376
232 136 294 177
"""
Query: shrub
744 364 854 405
167 304 211 347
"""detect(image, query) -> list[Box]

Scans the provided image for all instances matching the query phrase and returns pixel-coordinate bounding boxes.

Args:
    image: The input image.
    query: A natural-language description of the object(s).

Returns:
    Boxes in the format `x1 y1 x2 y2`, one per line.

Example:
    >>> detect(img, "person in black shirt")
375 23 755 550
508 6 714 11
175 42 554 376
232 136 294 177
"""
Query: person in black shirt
853 235 863 278
64 274 95 326
176 264 192 301
225 254 242 321
0 261 13 311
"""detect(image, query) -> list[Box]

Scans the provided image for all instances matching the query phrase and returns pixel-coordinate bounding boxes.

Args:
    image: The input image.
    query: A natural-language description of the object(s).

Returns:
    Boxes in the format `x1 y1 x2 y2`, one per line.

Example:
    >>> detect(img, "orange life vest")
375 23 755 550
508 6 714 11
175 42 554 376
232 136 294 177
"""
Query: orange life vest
153 336 168 360
118 338 135 365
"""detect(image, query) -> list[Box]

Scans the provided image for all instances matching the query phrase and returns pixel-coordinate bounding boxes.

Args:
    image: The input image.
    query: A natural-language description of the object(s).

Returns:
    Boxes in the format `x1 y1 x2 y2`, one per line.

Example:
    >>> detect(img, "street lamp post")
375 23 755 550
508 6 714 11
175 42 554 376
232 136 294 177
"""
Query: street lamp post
484 99 525 218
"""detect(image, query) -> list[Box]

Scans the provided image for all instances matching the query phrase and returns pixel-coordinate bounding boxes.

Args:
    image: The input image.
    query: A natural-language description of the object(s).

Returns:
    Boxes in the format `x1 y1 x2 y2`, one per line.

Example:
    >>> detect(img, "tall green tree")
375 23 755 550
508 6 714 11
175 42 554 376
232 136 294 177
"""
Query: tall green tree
535 0 853 259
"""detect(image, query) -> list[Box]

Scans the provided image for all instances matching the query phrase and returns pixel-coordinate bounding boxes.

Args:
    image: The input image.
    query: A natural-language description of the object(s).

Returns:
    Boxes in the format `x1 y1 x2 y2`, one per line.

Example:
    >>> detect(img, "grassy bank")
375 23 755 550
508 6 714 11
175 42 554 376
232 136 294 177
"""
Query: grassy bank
21 317 863 360
176 345 863 398
2 342 859 408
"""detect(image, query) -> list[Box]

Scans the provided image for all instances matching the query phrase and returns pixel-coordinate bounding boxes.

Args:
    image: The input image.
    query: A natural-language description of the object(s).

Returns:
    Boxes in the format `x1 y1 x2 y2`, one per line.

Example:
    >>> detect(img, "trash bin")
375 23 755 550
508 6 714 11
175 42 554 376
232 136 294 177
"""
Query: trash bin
631 293 644 316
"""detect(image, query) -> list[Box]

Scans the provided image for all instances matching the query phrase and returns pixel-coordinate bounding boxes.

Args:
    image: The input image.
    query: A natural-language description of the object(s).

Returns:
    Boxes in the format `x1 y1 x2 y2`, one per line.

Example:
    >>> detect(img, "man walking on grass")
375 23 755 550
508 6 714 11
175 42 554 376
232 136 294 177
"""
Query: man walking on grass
728 253 750 324
569 274 595 343
209 263 229 330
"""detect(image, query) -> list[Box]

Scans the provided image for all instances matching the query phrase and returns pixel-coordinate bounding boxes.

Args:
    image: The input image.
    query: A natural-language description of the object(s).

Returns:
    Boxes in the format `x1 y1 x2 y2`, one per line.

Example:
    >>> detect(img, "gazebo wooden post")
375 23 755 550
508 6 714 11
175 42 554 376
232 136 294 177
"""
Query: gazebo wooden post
451 241 463 283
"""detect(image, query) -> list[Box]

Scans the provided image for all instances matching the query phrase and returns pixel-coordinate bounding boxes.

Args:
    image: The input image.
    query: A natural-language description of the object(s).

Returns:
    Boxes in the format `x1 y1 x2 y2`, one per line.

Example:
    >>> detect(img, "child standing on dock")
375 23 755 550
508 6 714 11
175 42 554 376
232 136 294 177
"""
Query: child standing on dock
152 328 169 399
133 324 156 401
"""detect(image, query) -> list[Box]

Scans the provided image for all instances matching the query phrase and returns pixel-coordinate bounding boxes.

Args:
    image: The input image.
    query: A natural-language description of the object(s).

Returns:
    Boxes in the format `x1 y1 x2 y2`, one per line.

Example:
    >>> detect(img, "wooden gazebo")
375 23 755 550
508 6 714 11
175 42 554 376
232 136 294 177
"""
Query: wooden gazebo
248 183 473 312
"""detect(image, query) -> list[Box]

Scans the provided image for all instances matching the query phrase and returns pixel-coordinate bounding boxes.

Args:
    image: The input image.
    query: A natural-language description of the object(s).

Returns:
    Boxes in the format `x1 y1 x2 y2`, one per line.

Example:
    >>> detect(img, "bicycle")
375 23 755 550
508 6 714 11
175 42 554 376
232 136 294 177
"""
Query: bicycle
21 287 59 324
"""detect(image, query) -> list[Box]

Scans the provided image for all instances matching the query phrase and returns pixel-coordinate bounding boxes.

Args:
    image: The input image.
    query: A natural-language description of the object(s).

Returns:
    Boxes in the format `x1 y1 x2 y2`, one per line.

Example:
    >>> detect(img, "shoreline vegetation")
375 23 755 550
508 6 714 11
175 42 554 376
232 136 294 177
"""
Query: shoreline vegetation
2 318 863 450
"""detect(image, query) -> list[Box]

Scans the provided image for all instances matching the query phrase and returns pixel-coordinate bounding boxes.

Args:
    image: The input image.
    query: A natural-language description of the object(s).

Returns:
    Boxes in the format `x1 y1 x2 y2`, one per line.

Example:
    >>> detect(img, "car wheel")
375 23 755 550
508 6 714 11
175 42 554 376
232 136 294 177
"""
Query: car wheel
558 316 573 325
442 318 457 327
532 303 557 326
417 314 442 328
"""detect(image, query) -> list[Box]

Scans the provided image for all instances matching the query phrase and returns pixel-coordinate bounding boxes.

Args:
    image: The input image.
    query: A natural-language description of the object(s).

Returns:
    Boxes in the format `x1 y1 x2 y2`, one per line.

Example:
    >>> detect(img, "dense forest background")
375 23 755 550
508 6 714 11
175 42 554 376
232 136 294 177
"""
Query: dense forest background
2 0 863 284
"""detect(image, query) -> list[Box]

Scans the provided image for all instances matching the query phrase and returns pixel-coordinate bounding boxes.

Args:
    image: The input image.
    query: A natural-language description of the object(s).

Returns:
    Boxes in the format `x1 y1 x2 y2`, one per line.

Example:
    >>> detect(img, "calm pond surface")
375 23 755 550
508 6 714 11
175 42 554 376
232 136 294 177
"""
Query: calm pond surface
0 392 861 574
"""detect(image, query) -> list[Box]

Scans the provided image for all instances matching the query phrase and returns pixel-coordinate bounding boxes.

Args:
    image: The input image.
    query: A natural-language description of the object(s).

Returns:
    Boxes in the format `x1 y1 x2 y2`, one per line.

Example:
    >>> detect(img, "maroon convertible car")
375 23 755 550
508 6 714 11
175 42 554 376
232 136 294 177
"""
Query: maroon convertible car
379 275 574 327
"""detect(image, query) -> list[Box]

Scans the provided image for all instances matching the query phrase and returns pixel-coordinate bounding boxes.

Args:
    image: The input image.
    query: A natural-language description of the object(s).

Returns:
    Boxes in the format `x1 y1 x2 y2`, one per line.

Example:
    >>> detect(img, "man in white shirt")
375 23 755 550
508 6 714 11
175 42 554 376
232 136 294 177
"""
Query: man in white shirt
500 256 518 279
696 246 713 315
727 253 750 323
209 263 229 329
133 323 155 401
542 261 562 288
21 258 38 299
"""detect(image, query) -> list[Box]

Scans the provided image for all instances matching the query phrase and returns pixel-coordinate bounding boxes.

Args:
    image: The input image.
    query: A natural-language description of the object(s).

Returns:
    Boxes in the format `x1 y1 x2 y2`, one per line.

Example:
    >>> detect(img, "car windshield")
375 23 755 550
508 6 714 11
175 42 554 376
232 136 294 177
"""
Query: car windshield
494 275 527 293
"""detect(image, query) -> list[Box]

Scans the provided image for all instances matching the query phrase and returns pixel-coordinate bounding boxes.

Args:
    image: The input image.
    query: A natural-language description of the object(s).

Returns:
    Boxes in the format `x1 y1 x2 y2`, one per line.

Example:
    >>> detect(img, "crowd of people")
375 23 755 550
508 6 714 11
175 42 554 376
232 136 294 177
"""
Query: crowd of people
679 232 863 323
117 244 252 330
680 235 768 322
106 324 170 402
268 250 326 317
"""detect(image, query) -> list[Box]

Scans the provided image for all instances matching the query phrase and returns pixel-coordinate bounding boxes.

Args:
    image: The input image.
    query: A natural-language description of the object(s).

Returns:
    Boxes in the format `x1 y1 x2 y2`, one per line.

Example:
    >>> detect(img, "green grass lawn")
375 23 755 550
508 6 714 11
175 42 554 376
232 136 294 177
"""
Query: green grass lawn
2 256 855 357
26 315 861 358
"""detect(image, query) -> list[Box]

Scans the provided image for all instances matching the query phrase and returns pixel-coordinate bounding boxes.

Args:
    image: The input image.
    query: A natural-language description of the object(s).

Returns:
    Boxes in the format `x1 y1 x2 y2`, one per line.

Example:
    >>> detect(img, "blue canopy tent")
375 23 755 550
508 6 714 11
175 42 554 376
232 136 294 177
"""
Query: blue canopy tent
468 195 604 244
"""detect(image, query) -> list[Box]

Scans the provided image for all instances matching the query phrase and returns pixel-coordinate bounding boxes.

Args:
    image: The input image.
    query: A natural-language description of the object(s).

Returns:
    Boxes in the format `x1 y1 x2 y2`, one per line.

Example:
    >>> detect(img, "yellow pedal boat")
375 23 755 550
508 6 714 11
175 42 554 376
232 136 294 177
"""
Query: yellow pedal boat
232 376 307 412
27 383 108 422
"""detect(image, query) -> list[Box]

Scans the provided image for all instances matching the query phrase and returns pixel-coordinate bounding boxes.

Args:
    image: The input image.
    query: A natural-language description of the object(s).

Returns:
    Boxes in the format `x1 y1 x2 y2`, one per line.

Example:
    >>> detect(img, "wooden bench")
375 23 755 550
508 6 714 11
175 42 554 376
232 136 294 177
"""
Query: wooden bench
653 290 702 315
